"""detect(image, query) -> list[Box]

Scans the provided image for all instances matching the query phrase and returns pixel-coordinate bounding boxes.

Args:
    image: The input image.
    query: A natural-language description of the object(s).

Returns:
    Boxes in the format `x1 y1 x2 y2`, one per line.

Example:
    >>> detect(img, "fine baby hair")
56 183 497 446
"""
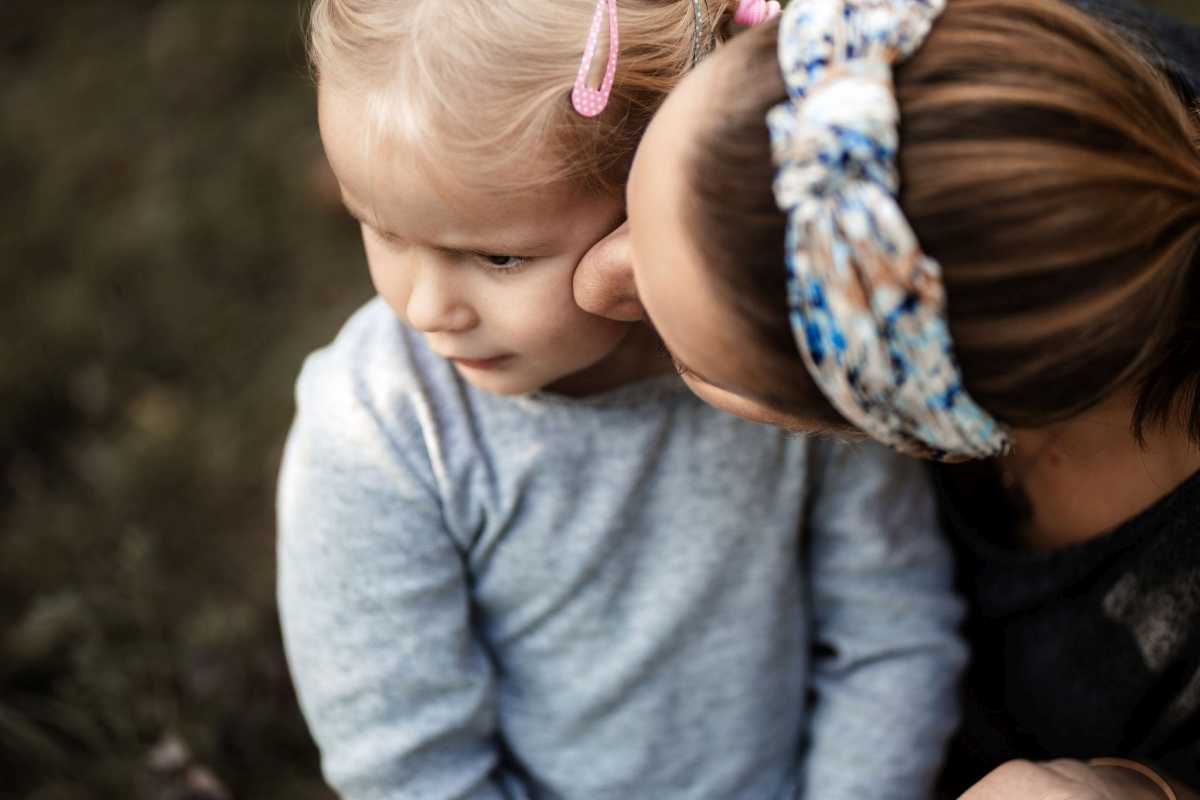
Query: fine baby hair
308 0 754 196
687 0 1200 445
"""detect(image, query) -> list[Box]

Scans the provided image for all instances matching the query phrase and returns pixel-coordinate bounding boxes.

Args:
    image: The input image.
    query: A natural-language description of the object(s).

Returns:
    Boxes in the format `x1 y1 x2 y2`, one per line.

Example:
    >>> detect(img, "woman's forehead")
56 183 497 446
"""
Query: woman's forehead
628 68 727 345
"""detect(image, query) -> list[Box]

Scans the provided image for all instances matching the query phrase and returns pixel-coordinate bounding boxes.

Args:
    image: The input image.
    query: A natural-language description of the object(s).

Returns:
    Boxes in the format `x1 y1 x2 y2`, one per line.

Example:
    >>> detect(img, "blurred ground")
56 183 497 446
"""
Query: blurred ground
1 1 363 797
1 1 1198 798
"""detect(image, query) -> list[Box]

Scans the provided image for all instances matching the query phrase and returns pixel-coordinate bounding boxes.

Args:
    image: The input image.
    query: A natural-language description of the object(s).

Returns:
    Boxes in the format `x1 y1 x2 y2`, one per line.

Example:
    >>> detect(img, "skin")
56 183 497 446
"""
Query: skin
962 759 1193 800
593 54 832 429
573 41 1200 800
1000 389 1200 551
319 81 668 399
595 54 848 433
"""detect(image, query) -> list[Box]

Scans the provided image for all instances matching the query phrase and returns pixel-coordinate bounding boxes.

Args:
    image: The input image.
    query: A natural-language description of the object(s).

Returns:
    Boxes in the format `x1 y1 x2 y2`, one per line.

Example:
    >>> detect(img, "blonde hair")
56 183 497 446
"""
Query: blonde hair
309 0 739 196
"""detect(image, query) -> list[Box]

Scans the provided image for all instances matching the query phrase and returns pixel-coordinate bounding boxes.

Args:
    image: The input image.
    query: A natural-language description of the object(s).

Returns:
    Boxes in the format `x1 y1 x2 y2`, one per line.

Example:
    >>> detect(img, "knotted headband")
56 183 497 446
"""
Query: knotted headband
769 0 1011 460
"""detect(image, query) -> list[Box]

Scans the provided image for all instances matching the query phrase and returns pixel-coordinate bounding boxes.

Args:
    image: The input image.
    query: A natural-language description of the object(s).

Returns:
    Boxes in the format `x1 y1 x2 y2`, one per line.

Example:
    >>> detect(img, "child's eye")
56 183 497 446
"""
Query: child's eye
475 253 528 273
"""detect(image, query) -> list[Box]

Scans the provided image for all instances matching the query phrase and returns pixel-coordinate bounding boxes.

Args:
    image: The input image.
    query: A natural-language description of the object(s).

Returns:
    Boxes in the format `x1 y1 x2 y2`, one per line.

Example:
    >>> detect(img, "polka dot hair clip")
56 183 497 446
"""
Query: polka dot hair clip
572 0 619 117
734 0 781 25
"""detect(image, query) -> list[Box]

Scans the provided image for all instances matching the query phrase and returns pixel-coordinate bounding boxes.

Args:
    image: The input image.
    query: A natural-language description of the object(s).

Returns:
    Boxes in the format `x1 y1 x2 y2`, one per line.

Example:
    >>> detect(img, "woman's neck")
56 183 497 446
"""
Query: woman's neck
1003 390 1200 551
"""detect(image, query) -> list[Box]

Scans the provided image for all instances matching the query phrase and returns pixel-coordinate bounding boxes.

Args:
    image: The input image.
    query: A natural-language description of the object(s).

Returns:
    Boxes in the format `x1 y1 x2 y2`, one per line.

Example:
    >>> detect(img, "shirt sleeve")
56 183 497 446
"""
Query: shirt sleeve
276 352 524 800
796 439 967 800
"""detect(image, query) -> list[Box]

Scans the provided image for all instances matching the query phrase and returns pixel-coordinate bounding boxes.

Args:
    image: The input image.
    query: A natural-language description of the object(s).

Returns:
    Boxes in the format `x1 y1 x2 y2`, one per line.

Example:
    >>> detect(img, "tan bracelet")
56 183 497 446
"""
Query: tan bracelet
1089 757 1177 800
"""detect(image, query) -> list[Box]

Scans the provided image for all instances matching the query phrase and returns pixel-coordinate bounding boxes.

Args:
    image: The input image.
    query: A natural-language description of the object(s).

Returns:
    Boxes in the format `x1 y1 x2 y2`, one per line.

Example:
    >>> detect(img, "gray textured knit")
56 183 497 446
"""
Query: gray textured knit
277 298 966 800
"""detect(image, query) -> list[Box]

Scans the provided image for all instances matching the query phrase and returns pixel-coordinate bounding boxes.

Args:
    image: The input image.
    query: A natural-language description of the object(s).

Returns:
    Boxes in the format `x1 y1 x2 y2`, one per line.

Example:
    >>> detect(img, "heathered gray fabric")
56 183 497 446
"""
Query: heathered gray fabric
277 298 966 800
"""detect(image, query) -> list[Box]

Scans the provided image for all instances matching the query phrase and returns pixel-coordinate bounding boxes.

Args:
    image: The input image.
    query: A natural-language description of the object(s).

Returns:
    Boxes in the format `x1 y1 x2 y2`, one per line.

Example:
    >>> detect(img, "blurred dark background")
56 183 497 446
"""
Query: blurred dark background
1 1 361 797
2 1 1199 798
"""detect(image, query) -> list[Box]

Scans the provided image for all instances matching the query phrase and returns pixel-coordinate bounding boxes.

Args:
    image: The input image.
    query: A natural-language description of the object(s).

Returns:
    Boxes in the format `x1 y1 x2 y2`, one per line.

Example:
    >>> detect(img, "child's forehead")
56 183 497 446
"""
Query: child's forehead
319 79 621 249
317 72 602 202
333 143 580 234
321 80 567 192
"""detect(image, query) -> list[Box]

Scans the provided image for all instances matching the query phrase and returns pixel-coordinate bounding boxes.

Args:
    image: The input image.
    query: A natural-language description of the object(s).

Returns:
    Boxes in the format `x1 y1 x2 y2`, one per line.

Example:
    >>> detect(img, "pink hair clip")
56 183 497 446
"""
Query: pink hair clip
733 0 781 26
572 0 619 117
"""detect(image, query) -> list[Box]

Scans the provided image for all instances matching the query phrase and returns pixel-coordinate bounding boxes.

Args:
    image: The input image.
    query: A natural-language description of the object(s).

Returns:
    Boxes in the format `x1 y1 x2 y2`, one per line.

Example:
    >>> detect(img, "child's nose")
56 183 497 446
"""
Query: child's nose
405 265 476 333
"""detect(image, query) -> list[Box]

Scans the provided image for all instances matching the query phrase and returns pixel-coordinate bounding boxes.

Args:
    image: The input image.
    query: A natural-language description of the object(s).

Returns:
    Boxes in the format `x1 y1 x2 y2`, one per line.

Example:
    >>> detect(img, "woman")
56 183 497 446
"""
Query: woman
574 0 1200 798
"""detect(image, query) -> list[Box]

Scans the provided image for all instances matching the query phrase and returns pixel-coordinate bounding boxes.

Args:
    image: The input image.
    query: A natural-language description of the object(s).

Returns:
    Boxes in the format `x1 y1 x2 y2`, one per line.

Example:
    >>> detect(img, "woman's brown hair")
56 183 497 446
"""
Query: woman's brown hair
690 0 1200 441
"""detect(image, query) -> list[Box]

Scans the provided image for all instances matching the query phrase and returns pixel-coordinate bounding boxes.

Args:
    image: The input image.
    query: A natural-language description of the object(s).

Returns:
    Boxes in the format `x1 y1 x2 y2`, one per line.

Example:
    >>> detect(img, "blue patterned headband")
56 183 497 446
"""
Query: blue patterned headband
769 0 1011 460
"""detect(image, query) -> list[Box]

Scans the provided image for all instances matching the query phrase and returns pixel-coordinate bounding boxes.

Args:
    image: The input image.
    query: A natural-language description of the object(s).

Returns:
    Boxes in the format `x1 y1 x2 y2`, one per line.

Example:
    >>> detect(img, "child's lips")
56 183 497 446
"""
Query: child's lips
448 355 513 371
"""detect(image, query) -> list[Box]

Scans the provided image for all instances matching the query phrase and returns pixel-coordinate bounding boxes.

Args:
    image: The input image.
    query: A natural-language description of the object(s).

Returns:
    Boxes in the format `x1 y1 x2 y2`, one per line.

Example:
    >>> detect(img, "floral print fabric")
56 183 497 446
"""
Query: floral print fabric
769 0 1010 460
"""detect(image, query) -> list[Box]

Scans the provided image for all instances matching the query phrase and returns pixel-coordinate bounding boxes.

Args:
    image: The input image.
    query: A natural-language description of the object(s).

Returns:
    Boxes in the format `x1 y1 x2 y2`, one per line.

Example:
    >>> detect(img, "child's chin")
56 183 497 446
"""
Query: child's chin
454 367 544 397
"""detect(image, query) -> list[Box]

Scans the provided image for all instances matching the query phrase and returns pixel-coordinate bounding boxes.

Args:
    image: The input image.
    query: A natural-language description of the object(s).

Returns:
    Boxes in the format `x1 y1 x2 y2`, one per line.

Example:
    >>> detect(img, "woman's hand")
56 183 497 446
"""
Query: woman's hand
960 759 1174 800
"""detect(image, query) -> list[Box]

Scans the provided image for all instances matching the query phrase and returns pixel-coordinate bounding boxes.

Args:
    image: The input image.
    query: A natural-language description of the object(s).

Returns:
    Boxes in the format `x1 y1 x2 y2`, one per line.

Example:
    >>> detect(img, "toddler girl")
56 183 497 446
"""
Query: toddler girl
277 1 966 798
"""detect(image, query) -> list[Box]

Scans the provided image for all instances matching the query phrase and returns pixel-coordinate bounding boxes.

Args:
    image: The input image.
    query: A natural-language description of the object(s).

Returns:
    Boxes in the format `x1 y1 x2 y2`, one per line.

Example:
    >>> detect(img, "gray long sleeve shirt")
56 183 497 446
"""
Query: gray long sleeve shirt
277 298 966 800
